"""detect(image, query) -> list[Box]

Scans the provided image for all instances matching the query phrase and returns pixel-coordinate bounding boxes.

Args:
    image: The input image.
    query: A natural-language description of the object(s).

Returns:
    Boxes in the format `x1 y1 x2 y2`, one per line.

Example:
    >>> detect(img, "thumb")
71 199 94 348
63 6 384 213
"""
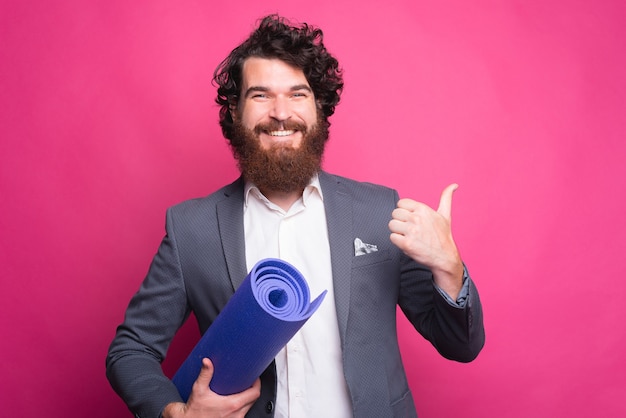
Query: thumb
195 358 215 390
437 183 458 220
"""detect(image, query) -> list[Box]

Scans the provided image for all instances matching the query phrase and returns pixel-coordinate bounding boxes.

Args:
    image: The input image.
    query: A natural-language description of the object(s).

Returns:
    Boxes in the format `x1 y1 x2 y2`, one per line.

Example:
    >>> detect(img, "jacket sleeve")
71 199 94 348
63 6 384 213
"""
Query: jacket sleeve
106 208 189 418
398 254 485 362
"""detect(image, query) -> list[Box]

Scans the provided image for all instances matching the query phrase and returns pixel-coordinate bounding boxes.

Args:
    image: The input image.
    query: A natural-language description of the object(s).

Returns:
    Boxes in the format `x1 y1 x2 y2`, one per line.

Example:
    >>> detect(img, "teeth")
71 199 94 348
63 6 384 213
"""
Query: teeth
268 130 295 137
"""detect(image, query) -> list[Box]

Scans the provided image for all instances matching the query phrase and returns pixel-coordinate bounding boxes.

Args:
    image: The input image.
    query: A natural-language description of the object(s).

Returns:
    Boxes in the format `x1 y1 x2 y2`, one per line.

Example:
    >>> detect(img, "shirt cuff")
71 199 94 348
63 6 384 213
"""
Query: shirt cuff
434 266 470 308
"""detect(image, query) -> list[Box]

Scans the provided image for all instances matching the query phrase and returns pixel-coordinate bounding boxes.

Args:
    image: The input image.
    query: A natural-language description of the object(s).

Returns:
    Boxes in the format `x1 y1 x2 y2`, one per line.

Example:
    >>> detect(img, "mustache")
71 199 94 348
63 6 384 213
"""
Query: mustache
254 120 307 135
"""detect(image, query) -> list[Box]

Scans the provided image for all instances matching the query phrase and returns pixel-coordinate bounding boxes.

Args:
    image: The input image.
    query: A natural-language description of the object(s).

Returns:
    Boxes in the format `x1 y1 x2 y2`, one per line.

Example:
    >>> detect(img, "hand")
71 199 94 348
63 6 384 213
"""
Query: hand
389 184 464 299
163 358 261 418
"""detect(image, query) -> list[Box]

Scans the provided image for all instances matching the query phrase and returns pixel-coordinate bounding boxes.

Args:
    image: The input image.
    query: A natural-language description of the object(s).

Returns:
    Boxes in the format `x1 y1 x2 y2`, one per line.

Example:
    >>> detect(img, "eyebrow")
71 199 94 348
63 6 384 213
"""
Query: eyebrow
243 84 313 98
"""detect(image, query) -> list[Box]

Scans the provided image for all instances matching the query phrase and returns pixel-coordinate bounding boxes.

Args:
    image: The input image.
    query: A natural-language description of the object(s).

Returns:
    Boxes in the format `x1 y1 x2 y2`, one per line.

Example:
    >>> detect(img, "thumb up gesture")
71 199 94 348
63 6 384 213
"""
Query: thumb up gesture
389 184 465 299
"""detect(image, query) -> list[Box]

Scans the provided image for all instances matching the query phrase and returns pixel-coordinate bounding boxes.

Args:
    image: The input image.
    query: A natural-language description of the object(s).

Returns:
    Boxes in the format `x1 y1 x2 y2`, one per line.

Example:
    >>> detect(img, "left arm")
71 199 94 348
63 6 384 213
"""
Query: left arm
389 184 485 361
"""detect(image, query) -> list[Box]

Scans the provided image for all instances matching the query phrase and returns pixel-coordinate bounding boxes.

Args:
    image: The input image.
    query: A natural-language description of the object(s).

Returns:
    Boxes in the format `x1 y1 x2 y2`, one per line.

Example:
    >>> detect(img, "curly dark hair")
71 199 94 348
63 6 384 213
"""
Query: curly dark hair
213 15 344 140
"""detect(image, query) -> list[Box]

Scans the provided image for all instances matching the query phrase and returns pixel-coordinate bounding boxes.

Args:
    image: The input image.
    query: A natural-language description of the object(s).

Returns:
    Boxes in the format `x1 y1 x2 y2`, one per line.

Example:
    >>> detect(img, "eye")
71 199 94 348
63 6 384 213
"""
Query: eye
250 93 270 102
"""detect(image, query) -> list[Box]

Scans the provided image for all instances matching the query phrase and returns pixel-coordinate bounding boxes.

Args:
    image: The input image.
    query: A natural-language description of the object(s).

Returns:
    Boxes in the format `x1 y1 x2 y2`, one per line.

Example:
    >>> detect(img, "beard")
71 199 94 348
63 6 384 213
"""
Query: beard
229 115 329 194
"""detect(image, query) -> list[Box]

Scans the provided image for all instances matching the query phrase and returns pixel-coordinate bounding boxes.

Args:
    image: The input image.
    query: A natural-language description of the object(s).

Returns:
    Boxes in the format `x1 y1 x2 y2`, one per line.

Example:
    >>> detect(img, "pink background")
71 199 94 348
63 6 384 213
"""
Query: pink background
1 1 625 417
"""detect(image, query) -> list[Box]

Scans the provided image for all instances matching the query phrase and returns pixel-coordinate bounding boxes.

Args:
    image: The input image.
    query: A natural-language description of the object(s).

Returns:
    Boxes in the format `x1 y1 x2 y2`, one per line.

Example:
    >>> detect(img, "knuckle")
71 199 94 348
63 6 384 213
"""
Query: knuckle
227 398 246 411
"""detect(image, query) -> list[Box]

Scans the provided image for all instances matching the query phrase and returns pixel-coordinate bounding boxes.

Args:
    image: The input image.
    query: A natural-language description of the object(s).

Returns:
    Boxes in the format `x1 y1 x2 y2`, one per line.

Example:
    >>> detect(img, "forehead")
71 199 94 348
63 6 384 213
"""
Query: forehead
240 57 310 90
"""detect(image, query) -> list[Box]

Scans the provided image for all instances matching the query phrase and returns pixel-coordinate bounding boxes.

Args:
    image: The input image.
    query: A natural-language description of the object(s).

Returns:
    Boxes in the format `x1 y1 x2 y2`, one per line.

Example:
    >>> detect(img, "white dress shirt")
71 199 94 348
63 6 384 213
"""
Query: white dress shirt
243 175 352 418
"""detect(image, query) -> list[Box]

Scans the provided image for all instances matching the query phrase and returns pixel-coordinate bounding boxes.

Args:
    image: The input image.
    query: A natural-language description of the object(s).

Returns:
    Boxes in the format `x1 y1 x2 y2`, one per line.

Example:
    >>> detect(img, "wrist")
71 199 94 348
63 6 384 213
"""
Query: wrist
431 259 464 299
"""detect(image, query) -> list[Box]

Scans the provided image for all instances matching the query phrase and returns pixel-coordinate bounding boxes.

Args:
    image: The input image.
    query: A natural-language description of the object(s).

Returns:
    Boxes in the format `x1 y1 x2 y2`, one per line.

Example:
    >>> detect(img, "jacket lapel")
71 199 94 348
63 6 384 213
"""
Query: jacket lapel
319 171 353 346
216 177 249 291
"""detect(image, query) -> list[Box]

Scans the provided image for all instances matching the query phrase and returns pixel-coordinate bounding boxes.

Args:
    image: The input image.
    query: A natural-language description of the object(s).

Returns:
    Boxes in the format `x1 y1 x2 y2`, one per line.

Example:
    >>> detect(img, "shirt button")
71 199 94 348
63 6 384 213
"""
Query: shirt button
265 401 274 413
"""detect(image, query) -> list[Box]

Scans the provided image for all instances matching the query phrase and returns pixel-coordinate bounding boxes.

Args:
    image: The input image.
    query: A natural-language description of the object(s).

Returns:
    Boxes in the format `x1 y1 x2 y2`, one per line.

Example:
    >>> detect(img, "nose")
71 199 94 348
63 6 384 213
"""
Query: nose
268 96 291 121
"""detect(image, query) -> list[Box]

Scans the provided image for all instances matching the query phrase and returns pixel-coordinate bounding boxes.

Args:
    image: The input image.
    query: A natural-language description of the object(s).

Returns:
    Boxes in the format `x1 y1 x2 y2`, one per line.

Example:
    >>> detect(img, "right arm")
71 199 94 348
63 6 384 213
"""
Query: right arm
106 208 192 417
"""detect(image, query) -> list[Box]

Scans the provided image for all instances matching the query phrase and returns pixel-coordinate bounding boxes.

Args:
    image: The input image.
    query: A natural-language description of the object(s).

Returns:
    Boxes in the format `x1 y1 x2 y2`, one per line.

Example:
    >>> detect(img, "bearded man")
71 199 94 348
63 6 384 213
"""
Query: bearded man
106 15 485 418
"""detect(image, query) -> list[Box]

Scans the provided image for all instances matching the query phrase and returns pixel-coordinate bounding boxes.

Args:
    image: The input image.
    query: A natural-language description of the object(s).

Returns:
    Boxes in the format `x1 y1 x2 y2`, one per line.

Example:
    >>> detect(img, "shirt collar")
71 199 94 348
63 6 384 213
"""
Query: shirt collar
244 173 324 208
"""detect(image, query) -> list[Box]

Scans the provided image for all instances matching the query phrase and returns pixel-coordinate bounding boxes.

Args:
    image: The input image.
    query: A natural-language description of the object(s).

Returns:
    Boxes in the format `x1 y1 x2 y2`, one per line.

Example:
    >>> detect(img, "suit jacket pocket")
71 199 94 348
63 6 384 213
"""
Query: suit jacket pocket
352 248 390 268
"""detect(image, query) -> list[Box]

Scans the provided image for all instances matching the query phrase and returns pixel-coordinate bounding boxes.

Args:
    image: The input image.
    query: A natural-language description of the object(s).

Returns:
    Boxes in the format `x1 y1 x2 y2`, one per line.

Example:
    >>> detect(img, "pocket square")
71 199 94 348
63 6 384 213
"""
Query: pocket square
354 238 378 256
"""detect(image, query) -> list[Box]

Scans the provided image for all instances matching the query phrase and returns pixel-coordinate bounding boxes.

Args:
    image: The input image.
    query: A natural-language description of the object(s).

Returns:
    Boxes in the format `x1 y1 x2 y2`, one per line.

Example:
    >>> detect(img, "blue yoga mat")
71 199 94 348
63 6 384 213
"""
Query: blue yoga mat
172 258 327 400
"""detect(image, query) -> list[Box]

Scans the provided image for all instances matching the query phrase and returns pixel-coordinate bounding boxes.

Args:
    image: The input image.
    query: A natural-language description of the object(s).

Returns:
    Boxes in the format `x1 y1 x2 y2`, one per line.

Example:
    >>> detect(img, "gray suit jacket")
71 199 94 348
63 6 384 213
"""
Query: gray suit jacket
106 171 485 418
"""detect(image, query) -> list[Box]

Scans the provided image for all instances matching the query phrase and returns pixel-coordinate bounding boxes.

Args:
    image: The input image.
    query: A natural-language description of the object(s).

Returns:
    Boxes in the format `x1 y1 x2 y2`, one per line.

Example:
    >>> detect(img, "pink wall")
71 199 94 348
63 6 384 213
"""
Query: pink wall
1 1 625 416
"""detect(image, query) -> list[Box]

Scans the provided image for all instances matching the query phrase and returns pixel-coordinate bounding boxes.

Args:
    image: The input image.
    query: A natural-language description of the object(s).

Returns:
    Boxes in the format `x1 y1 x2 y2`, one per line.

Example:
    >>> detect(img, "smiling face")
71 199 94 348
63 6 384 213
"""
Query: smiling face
227 57 330 194
231 57 319 150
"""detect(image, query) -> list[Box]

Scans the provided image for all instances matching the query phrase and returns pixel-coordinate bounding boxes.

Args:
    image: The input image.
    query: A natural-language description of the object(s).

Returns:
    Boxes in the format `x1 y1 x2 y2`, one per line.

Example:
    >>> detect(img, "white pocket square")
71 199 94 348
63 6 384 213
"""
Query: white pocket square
354 238 378 256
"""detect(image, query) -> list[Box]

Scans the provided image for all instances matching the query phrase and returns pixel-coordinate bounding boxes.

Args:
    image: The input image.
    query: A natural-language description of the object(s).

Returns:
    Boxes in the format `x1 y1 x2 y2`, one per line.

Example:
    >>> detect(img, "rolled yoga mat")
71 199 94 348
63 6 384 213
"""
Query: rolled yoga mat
172 258 327 400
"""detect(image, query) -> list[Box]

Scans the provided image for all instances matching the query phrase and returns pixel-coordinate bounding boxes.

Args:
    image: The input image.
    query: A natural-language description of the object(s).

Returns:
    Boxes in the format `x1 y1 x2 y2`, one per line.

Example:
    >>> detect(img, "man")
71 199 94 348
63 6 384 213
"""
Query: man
106 14 485 418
